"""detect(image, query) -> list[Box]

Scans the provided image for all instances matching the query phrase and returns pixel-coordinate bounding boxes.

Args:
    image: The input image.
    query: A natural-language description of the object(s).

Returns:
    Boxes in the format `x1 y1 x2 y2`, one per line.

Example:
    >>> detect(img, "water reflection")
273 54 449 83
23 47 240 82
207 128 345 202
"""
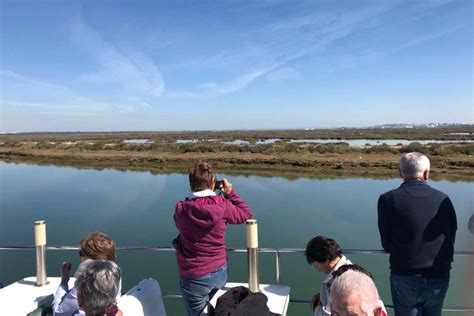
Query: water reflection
0 162 472 313
3 159 470 182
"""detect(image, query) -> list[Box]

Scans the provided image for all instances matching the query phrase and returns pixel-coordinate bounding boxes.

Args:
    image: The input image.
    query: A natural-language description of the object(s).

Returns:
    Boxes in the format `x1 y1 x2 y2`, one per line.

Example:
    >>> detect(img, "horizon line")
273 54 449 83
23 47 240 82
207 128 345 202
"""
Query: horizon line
1 123 473 135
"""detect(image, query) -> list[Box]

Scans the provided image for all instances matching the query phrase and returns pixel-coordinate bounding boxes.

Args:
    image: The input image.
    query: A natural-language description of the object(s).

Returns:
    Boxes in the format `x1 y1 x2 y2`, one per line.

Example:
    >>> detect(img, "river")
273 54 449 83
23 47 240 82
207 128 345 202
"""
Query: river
0 162 472 315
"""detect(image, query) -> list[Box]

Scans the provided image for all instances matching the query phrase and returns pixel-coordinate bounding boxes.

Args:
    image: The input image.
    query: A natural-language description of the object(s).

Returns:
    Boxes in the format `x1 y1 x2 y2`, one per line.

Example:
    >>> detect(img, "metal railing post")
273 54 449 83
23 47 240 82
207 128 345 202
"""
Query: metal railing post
275 250 281 285
34 220 47 286
246 219 259 292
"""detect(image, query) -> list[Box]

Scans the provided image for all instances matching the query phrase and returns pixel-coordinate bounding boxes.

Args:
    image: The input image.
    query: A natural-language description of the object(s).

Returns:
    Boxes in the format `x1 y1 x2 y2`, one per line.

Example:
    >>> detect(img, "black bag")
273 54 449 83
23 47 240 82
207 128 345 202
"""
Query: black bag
209 286 279 316
172 235 180 250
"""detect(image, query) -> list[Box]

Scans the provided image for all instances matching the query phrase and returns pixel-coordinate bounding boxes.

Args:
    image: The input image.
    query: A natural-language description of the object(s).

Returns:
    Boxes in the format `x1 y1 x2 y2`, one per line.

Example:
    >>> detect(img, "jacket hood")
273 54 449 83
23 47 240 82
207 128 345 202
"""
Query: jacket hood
179 196 226 228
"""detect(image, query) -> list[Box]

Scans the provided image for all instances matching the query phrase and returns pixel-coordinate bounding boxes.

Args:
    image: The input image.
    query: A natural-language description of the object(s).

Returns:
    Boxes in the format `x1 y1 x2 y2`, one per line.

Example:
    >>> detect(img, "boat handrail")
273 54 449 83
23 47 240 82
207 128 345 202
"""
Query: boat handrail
1 245 473 255
1 246 473 312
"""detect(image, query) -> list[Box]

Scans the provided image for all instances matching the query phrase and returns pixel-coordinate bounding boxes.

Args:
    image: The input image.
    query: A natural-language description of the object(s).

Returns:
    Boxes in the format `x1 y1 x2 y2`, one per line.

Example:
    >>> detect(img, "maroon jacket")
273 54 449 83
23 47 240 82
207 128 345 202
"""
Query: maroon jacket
174 190 252 279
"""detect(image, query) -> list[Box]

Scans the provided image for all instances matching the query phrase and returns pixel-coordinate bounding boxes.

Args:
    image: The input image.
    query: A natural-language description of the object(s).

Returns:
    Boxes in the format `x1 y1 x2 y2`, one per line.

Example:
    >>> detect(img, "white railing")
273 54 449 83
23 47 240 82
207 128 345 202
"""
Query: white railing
1 245 473 312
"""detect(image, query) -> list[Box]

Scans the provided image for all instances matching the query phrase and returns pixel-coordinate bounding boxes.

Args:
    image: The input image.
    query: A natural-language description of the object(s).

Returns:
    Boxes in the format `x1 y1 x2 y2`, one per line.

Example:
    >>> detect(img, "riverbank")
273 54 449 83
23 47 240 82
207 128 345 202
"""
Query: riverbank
1 129 472 180
1 147 473 180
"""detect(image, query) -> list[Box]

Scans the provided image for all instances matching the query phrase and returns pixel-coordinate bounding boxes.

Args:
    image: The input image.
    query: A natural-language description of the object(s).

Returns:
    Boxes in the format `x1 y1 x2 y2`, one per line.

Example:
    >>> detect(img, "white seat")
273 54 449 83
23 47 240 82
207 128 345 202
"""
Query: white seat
118 278 166 316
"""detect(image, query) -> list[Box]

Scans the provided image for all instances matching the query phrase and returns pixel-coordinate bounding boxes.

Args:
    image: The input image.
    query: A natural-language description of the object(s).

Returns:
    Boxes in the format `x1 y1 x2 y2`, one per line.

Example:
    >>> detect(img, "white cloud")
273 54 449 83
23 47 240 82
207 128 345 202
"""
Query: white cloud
324 24 465 73
197 82 217 90
72 16 165 97
1 99 109 116
167 65 281 98
167 0 463 98
0 70 69 92
206 66 279 95
140 101 152 109
265 67 302 82
165 90 203 99
168 3 397 98
173 64 281 98
0 70 138 117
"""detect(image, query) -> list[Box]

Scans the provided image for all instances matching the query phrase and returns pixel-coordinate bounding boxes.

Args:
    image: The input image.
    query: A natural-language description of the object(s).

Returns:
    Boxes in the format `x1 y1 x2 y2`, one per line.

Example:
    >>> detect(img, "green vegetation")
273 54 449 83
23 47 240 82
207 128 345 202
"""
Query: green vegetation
18 139 474 156
0 128 472 180
1 126 473 143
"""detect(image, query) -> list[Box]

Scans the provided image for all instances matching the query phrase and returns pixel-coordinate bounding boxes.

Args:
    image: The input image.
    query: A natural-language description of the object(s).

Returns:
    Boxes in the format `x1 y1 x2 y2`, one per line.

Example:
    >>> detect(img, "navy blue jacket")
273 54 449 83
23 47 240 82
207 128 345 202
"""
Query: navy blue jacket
378 180 457 278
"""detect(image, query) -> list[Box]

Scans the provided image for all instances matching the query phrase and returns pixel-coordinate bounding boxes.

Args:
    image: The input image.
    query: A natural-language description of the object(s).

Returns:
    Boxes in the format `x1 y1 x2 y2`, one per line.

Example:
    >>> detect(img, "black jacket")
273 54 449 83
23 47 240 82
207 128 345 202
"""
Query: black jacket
378 180 457 277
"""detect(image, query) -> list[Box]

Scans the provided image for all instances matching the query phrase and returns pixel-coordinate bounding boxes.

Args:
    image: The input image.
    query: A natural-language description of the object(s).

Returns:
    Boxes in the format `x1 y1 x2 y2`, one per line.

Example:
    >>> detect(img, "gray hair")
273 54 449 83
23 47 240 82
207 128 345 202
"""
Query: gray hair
330 269 379 314
74 259 121 315
400 152 430 178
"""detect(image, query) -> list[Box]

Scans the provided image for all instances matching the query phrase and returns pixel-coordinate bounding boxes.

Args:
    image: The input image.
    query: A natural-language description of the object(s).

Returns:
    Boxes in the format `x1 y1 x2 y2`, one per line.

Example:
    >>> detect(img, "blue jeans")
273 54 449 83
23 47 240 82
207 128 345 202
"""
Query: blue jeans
180 264 228 316
390 274 449 316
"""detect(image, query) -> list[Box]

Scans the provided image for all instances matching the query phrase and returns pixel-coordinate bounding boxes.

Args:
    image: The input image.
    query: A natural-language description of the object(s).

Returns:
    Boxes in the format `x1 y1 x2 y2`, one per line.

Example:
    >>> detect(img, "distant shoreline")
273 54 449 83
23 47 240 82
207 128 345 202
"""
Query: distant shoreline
1 149 472 181
1 128 472 180
1 126 473 141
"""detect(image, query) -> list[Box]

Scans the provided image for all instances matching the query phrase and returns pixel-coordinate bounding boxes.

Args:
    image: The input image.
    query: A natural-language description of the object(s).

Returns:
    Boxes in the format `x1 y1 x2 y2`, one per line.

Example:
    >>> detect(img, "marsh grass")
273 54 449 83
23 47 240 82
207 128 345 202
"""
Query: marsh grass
1 128 472 179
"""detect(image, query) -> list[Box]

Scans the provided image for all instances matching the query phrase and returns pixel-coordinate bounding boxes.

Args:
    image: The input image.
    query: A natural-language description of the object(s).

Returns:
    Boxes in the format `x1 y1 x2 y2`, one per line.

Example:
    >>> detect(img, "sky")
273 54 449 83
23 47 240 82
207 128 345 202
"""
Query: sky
0 0 472 132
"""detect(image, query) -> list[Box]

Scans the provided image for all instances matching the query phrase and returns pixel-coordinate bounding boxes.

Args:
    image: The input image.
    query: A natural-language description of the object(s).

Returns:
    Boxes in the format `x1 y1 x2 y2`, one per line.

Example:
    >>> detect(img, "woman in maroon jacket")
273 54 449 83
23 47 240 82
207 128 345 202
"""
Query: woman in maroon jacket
174 162 253 315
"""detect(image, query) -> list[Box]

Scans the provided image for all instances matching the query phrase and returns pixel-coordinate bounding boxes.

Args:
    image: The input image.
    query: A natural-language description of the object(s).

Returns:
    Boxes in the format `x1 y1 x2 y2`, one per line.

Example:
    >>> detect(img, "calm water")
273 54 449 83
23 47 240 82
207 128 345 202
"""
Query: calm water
0 162 472 315
288 139 474 146
174 139 473 146
123 139 151 144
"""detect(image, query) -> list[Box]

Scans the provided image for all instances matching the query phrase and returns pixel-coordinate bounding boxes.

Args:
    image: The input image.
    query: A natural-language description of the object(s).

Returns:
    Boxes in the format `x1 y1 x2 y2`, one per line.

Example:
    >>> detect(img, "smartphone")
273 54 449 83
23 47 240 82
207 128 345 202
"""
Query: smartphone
215 180 224 190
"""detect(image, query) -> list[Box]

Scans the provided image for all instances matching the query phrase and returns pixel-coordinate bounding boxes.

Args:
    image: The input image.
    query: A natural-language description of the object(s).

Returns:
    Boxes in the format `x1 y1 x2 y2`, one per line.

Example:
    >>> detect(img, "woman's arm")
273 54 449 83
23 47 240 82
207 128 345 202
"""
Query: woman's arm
221 179 253 224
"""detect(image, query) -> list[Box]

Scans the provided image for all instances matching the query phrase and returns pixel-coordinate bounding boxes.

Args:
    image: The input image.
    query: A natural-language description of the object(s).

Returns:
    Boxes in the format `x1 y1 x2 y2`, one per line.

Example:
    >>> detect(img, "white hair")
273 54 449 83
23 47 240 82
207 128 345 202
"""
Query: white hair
330 270 379 313
400 152 430 178
75 259 121 315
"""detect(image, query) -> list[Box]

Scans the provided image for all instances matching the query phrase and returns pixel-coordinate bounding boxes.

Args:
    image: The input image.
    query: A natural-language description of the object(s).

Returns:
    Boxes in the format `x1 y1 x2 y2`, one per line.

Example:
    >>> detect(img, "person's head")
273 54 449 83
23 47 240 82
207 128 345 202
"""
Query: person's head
189 161 216 192
79 232 116 262
75 259 121 316
305 236 342 274
399 152 430 181
330 269 382 316
468 214 474 235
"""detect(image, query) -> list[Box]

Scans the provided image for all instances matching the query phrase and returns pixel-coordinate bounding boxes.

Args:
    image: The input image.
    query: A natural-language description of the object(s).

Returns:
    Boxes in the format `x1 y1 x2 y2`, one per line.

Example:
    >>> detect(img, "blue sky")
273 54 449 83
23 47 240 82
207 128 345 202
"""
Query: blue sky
0 0 472 132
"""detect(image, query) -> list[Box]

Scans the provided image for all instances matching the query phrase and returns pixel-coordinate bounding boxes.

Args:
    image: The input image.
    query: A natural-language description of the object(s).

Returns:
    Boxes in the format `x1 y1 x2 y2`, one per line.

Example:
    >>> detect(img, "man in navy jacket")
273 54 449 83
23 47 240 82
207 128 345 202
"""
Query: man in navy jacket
378 152 457 316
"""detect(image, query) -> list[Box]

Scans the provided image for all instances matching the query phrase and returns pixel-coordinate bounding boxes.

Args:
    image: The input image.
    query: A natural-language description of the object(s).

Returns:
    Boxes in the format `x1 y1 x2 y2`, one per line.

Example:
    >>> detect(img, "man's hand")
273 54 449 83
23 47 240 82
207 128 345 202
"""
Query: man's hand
60 261 72 285
221 179 233 195
310 292 321 311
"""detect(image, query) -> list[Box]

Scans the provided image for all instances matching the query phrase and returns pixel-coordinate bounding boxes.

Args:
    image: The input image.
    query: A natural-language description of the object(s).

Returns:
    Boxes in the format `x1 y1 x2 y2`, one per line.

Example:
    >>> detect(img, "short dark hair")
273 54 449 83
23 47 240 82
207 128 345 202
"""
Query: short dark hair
79 232 116 261
305 235 342 264
189 162 215 192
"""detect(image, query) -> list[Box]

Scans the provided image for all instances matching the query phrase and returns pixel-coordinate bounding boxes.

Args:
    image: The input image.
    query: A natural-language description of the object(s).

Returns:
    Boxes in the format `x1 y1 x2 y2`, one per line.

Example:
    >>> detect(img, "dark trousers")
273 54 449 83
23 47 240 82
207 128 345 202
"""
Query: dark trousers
390 274 449 316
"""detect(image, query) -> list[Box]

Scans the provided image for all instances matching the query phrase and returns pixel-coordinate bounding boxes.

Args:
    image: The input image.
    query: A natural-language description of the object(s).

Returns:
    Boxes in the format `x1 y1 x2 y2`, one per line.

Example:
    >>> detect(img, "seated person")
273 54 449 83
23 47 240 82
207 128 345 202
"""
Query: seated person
304 236 352 316
75 259 123 316
53 232 119 315
330 264 387 316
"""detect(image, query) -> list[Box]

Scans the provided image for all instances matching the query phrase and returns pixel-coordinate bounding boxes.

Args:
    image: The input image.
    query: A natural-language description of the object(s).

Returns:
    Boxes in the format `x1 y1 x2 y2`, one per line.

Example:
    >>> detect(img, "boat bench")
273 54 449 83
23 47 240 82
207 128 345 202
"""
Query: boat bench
0 277 166 316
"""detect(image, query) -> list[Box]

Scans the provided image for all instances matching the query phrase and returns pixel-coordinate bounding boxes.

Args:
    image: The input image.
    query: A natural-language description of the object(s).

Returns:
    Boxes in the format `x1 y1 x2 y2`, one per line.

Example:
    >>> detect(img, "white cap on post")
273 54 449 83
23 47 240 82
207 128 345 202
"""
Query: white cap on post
34 220 46 246
246 219 258 248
